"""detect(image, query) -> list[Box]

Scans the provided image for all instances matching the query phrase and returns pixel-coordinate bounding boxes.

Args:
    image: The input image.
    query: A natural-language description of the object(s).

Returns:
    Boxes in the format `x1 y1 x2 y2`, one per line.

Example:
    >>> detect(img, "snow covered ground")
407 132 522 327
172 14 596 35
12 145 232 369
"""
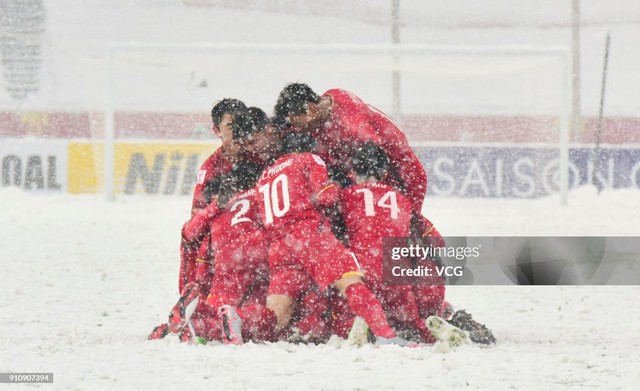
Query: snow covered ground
1 187 639 390
2 1 640 389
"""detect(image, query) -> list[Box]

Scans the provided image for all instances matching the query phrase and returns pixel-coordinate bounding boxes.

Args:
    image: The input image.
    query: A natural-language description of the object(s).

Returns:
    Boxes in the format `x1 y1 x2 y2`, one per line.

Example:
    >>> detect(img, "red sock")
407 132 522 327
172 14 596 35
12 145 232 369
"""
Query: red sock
191 317 222 342
345 283 395 339
413 285 445 318
292 313 329 343
237 304 278 343
413 319 437 344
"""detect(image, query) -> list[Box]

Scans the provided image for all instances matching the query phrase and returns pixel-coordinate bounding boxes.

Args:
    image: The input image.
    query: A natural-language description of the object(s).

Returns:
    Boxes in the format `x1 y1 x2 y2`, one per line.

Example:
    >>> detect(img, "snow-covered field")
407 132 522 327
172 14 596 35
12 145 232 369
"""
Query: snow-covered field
1 187 639 390
2 1 640 389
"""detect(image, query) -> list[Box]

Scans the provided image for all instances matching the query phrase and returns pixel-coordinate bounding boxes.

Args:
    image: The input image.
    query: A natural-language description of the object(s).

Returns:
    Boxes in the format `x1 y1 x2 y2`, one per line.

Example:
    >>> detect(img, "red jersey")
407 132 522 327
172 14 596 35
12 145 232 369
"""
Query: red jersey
191 147 234 214
312 89 427 210
257 152 358 293
255 152 338 238
179 147 233 292
340 181 413 280
209 187 264 258
205 187 269 309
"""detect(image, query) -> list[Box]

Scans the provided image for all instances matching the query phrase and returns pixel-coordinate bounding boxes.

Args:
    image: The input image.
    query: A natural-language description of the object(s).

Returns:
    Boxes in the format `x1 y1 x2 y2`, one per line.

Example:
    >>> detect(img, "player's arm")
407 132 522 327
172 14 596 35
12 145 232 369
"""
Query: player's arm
190 149 229 216
383 137 427 211
411 212 445 248
337 93 427 208
194 235 214 283
191 176 211 217
307 154 340 208
181 200 222 243
350 95 427 210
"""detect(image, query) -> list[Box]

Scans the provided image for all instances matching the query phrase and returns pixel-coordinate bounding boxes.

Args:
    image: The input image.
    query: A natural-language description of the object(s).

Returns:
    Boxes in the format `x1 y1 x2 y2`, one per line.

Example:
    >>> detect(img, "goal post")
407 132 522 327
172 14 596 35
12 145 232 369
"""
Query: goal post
104 42 571 202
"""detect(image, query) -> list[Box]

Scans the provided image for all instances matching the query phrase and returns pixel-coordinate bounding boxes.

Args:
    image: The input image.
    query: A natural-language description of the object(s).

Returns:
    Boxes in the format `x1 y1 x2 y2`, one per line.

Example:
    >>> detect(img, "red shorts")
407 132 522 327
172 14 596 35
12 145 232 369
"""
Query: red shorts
268 219 359 295
205 240 269 309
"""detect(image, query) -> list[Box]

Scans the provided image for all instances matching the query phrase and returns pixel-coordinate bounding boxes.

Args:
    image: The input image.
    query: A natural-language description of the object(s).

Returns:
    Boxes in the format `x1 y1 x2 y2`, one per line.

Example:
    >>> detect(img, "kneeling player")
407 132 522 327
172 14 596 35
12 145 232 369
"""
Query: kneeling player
338 142 452 344
157 163 271 343
344 143 494 345
250 132 414 346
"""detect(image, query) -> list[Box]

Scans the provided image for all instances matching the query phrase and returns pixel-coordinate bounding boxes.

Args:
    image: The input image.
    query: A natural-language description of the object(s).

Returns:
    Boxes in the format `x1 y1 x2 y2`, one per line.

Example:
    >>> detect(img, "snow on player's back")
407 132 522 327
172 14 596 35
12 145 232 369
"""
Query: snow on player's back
210 187 261 252
255 152 338 236
341 181 413 248
340 143 413 282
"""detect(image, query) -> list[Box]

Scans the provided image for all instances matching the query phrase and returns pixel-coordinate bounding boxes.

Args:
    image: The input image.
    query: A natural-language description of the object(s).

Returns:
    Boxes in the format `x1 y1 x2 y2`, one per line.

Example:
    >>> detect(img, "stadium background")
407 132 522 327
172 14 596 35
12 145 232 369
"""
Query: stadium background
1 0 639 197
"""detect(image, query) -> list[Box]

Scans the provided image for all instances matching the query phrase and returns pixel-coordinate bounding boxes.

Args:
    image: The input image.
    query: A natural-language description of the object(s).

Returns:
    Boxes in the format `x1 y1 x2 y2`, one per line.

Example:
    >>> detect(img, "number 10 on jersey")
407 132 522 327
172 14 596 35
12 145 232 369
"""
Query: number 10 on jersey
259 174 291 224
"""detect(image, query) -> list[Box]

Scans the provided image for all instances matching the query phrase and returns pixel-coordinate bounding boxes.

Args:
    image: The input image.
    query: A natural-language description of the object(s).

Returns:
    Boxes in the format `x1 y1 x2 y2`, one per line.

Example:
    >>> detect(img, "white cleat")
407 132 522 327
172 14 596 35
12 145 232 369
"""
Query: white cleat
347 316 372 347
168 282 200 334
218 305 244 345
426 316 470 348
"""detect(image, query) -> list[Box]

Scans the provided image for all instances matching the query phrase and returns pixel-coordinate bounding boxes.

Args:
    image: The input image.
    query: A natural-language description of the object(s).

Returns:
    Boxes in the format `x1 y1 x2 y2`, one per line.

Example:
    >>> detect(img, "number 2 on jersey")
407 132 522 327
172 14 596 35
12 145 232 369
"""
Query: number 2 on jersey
259 174 291 224
229 199 251 226
355 188 398 219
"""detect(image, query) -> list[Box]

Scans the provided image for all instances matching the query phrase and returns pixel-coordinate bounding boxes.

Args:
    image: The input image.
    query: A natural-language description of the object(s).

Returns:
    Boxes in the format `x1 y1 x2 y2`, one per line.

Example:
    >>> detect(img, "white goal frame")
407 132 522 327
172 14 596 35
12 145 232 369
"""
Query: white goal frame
105 43 571 202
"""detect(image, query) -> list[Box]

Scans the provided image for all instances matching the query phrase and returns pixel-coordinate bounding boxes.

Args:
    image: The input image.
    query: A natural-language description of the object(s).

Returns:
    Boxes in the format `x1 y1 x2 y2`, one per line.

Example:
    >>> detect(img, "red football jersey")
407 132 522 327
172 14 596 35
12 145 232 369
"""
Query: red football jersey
312 89 427 210
209 187 264 255
191 148 234 214
255 152 338 237
340 181 412 280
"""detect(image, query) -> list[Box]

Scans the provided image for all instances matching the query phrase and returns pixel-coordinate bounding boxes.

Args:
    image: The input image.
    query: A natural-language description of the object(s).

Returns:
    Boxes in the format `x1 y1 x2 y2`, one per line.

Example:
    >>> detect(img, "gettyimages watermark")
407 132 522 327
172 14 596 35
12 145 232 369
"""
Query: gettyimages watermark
382 237 640 285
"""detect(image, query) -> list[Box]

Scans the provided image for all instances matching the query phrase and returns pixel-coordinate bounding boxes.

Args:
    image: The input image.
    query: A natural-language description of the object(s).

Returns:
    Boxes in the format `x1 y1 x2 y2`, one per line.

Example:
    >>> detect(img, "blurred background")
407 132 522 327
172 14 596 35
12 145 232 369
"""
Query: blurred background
1 0 638 198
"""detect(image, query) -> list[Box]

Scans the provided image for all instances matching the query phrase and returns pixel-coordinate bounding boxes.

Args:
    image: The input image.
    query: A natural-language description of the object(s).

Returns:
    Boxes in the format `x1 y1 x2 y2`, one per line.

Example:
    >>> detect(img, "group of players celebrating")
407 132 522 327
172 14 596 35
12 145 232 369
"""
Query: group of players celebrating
148 83 495 347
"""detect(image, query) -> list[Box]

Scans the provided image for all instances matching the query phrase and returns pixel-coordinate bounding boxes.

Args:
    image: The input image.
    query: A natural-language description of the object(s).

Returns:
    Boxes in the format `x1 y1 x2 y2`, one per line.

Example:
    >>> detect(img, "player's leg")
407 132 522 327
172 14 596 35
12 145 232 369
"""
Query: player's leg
167 281 201 333
266 294 295 332
325 287 356 339
447 309 496 345
334 274 397 340
169 258 218 336
147 323 170 340
413 284 446 319
213 276 278 345
149 273 209 340
381 284 438 344
284 287 330 344
308 229 414 346
265 266 315 331
262 234 315 334
214 267 310 344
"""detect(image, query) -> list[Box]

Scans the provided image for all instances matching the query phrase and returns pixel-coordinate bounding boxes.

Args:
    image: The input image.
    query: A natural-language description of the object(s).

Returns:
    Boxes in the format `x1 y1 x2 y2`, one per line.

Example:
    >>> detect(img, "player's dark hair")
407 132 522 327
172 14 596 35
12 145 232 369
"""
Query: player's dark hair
232 161 262 192
273 83 320 119
211 98 248 127
216 162 262 205
280 132 316 155
232 106 272 140
203 174 224 205
328 167 352 188
270 115 292 132
352 141 389 181
216 174 238 206
249 107 270 131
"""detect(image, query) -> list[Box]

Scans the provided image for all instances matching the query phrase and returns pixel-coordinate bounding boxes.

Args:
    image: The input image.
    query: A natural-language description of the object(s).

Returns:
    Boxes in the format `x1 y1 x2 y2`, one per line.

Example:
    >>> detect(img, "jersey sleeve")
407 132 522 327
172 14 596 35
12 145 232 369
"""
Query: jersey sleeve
411 212 445 248
328 89 384 145
328 90 427 210
191 149 231 214
182 200 221 243
380 131 427 211
306 154 339 207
